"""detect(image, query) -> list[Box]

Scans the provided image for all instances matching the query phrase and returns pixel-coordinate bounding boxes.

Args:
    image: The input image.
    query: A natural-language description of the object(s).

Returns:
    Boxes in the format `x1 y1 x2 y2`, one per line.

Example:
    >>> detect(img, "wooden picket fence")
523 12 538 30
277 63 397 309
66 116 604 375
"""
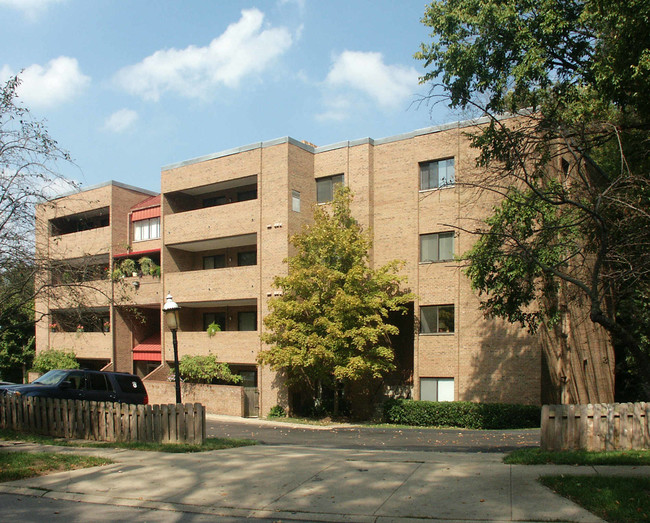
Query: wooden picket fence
541 402 649 451
0 395 205 444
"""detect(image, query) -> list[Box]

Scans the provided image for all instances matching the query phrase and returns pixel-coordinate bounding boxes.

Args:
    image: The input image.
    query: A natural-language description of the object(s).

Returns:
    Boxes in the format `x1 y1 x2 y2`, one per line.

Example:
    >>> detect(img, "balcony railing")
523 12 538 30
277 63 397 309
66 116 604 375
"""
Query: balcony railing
165 266 258 303
49 332 112 359
164 199 259 247
49 227 111 260
164 331 260 364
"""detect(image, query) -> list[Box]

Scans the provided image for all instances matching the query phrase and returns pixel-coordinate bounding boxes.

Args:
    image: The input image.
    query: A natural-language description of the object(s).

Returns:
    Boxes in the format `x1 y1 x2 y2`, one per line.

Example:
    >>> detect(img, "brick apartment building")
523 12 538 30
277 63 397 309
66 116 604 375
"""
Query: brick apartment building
34 118 615 416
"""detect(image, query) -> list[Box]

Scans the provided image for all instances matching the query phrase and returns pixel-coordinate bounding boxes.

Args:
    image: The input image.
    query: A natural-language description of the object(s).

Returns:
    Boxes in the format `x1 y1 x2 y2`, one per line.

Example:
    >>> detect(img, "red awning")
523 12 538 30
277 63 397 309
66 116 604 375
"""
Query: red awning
132 333 161 362
131 206 161 221
113 248 160 259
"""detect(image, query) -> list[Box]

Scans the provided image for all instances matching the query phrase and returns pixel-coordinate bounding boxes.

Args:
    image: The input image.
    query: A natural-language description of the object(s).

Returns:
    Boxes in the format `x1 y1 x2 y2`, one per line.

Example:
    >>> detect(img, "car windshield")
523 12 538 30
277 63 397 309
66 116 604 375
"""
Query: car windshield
32 370 69 386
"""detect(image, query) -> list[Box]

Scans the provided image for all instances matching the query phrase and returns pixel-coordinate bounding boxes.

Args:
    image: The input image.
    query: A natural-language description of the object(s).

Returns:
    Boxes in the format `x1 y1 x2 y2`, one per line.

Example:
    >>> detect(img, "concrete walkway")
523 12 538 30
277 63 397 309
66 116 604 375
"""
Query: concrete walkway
2 440 645 522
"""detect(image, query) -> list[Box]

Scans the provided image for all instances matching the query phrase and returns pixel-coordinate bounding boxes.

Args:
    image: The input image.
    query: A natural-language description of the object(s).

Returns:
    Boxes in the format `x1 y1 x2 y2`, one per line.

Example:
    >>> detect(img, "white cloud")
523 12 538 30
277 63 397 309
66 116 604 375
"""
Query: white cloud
315 96 351 122
1 57 90 108
325 51 419 109
0 0 66 19
114 8 293 101
104 109 138 133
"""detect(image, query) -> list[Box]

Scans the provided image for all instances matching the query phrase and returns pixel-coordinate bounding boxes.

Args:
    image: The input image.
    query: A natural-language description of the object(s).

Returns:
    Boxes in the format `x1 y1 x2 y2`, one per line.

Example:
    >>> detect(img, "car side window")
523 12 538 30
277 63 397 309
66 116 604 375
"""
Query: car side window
88 372 111 391
66 371 85 390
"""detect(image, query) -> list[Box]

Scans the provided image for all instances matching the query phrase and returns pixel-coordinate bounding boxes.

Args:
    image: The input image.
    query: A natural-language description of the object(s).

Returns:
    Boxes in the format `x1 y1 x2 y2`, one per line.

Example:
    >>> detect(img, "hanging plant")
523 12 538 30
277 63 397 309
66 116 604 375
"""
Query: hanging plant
138 256 153 275
120 258 137 276
206 321 222 337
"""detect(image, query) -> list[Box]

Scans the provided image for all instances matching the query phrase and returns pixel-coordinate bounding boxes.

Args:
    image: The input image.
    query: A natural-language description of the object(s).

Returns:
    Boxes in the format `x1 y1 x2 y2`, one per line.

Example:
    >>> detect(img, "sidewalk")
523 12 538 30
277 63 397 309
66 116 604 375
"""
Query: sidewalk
2 440 643 522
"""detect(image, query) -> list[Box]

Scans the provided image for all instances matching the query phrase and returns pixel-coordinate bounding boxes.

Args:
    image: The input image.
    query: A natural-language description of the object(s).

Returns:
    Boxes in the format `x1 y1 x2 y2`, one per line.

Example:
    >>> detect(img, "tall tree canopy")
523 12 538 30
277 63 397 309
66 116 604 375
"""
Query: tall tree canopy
258 188 413 414
417 0 650 398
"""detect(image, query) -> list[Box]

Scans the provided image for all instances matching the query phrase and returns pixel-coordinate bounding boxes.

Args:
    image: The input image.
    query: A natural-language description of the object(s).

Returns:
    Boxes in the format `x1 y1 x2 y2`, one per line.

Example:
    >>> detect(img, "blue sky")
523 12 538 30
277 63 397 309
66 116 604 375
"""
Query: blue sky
1 0 454 193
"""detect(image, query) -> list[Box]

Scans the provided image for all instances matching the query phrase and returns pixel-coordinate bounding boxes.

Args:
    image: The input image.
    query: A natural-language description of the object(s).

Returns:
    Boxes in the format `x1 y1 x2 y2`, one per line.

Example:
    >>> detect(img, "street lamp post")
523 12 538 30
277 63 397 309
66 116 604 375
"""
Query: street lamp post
162 293 182 404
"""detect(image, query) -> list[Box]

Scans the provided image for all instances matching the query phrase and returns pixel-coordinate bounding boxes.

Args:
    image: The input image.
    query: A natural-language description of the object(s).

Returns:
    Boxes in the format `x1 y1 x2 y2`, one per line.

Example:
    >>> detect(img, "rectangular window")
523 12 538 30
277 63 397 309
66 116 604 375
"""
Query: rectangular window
420 158 455 190
203 312 226 331
133 217 160 241
292 190 301 212
316 174 344 203
420 305 455 334
237 189 257 202
203 254 226 270
238 311 256 331
420 232 454 262
420 378 454 402
203 195 227 208
237 251 257 266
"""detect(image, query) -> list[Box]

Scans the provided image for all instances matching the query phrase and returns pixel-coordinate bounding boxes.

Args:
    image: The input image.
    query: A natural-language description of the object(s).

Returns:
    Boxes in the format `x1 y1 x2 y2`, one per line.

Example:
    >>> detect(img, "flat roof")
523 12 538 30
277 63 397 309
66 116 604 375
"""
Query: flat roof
48 180 158 201
161 115 499 172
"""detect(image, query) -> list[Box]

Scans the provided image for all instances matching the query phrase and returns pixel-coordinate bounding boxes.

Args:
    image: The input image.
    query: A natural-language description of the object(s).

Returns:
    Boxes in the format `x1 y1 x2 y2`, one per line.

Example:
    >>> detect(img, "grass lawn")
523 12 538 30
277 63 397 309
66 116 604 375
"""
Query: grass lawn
540 475 650 523
0 452 111 482
504 447 650 465
0 428 256 453
506 448 650 522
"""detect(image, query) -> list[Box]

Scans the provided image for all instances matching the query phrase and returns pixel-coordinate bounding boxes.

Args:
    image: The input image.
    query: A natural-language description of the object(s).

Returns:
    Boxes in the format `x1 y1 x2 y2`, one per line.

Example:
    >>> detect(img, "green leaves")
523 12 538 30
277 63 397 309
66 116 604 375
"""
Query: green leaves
177 355 242 385
31 349 79 374
259 188 413 400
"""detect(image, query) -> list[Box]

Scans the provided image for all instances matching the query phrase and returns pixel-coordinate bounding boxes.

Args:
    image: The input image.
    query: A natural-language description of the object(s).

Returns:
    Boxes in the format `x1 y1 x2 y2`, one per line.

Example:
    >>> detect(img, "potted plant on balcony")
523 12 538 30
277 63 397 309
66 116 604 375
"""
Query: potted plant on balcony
103 320 110 333
49 322 58 332
138 256 153 276
76 324 84 333
206 321 221 337
120 258 137 277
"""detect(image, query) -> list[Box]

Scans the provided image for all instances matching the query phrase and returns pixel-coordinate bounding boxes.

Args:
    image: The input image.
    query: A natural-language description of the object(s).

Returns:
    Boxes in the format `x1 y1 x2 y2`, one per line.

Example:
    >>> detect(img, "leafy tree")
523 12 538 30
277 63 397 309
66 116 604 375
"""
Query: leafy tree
258 187 414 415
31 348 79 374
178 355 242 385
416 0 650 398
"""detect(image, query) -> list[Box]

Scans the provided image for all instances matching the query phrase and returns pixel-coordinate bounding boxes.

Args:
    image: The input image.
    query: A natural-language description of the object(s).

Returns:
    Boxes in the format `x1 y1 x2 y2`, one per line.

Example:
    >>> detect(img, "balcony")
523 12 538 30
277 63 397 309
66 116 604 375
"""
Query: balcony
165 331 260 364
165 199 259 247
49 332 112 360
115 275 163 306
49 227 111 260
165 266 258 303
49 279 112 309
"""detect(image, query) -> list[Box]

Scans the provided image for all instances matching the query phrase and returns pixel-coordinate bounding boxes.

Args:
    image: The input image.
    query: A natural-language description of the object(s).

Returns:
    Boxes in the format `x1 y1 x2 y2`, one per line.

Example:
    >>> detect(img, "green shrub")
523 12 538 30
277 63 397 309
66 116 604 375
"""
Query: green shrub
269 405 286 418
178 355 242 385
383 399 540 429
31 349 79 374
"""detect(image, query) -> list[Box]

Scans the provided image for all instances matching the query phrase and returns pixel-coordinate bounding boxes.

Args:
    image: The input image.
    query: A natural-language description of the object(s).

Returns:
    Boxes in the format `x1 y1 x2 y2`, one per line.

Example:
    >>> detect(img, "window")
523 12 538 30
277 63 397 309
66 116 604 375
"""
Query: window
420 378 454 402
203 195 227 208
316 174 344 203
238 311 256 331
133 217 160 241
420 158 455 190
203 312 226 331
292 190 301 212
420 232 454 262
203 254 226 270
237 189 257 202
420 305 455 333
237 251 257 266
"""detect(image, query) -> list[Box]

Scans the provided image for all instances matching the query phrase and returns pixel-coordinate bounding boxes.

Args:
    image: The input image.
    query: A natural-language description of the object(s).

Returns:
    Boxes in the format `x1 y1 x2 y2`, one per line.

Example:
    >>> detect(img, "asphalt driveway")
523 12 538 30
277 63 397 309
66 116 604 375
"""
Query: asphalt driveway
206 415 539 452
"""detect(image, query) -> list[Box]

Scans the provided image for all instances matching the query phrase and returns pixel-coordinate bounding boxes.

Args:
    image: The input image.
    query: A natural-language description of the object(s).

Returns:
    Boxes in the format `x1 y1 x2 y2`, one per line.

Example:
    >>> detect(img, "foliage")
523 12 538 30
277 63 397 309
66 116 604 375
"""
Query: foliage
138 256 153 275
383 399 540 429
268 405 287 418
258 187 414 414
31 348 79 374
177 354 242 385
206 321 221 337
416 0 650 397
505 448 650 466
119 258 137 275
539 475 650 522
0 76 75 325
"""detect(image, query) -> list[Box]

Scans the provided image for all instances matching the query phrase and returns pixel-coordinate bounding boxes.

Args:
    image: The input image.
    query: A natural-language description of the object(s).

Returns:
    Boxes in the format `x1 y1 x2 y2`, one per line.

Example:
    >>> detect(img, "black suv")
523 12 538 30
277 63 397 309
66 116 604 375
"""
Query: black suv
0 369 148 405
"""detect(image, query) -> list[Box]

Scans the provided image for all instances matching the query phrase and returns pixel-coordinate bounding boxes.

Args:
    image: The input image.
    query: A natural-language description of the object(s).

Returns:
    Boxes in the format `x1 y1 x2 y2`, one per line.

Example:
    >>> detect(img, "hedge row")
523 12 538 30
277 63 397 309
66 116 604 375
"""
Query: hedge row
383 399 541 429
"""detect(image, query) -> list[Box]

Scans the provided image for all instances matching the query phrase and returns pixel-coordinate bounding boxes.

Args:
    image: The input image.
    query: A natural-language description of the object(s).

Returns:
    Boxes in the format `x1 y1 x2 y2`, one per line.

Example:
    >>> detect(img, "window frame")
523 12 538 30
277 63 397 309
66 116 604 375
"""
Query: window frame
292 190 301 212
133 217 160 242
316 174 344 204
237 251 257 267
419 158 455 191
420 232 455 263
203 254 226 270
420 377 455 402
237 311 257 331
203 312 226 332
420 304 455 334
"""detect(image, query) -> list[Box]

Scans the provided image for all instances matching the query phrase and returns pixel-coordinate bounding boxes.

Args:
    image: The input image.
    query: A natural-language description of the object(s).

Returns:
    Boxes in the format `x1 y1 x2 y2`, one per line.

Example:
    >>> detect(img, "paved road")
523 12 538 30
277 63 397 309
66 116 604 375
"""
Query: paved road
207 416 540 452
